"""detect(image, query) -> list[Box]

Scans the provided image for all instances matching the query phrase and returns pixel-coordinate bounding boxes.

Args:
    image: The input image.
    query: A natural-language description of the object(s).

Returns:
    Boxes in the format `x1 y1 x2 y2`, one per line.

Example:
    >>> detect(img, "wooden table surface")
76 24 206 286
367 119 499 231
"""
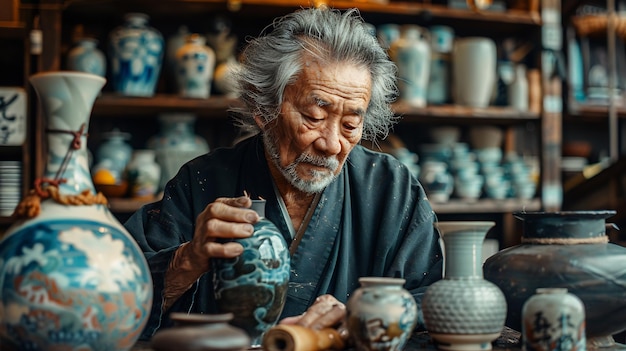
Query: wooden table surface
131 327 522 351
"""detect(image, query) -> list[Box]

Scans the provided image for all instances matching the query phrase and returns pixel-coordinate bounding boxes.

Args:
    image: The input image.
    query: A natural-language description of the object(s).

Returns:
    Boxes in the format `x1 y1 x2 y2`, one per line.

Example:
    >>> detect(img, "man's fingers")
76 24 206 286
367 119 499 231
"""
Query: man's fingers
205 241 244 258
204 200 259 224
308 303 346 330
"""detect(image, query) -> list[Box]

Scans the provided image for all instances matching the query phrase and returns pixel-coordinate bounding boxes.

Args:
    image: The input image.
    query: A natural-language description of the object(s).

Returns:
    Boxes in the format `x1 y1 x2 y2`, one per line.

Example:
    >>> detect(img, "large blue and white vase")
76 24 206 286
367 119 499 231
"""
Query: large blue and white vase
422 221 507 351
174 33 216 98
212 199 290 346
109 13 164 97
346 277 418 351
66 37 107 78
0 71 153 351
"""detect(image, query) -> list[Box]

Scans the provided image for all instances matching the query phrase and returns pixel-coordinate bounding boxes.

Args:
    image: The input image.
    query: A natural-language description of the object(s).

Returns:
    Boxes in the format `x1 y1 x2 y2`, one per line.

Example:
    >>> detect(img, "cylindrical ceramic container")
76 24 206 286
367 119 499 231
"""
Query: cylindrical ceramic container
522 288 586 351
346 277 418 351
452 37 497 107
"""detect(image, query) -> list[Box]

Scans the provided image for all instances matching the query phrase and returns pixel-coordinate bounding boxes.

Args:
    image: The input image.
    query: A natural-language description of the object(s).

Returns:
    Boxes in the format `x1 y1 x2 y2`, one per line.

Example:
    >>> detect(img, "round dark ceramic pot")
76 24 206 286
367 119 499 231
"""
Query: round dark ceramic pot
483 210 625 344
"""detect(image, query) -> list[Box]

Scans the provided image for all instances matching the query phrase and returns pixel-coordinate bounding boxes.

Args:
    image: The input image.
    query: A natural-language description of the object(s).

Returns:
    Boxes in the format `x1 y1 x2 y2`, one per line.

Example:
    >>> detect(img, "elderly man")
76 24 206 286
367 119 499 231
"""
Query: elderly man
125 6 443 340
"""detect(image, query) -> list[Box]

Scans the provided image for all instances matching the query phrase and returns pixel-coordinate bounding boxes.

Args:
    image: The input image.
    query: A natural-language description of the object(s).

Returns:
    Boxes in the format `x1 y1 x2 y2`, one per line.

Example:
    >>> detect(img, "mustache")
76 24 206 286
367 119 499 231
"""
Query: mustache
295 153 339 170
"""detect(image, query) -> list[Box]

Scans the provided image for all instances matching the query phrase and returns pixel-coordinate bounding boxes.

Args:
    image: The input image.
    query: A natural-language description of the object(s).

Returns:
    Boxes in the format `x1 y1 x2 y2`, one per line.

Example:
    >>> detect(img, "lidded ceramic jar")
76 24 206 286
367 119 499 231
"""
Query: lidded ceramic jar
109 12 164 97
483 210 626 348
522 288 586 351
346 277 418 351
212 199 290 346
422 221 507 351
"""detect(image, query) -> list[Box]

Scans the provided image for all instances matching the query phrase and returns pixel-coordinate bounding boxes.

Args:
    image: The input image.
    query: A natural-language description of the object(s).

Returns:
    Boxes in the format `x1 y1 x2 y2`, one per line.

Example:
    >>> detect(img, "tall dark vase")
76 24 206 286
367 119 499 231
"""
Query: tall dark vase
483 210 626 349
213 199 290 346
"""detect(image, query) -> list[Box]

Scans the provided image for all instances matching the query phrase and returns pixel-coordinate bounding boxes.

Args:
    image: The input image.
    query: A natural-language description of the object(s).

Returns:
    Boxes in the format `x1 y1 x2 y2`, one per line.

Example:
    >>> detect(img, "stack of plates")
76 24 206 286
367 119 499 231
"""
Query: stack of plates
0 161 22 217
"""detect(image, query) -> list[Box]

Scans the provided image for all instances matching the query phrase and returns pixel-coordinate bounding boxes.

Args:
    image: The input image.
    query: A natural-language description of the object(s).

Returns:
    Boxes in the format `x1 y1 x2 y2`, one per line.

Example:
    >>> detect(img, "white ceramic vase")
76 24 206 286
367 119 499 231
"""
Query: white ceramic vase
390 25 431 107
0 71 153 350
522 288 586 351
422 221 506 351
127 149 161 199
346 277 418 351
452 37 497 107
175 34 216 98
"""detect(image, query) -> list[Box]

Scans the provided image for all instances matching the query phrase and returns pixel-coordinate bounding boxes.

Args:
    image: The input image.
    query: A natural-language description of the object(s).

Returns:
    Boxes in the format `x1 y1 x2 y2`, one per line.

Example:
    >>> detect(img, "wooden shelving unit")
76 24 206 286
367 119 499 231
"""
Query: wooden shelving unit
17 0 561 245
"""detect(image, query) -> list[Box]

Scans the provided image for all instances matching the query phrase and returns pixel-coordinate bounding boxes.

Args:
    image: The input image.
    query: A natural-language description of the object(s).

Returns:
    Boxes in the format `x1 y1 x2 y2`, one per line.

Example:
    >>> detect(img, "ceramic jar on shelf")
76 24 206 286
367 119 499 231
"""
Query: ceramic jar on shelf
346 277 418 351
427 25 454 105
0 71 152 350
452 37 497 107
127 149 161 200
483 210 626 348
212 199 290 347
109 12 164 97
175 33 216 98
389 25 431 108
422 221 507 351
66 37 106 77
94 128 133 183
147 112 210 190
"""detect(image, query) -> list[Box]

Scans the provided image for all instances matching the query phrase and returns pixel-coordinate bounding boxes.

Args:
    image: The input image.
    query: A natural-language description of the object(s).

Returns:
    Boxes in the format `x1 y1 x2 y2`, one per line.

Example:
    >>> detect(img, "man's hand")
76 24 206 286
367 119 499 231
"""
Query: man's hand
279 294 348 339
163 195 259 310
187 195 260 271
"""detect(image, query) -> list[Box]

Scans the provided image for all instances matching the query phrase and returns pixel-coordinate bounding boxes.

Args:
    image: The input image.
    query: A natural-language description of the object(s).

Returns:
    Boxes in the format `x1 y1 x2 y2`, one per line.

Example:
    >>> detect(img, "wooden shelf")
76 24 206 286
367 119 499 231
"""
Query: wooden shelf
0 21 26 38
567 103 626 120
63 0 541 27
107 195 540 214
92 93 541 122
92 93 239 116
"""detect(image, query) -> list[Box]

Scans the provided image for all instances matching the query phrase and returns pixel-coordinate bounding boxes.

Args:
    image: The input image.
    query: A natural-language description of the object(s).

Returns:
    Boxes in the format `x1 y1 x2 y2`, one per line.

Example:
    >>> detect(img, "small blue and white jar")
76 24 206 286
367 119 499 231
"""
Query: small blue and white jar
109 13 164 97
522 288 586 351
66 38 106 77
175 34 216 98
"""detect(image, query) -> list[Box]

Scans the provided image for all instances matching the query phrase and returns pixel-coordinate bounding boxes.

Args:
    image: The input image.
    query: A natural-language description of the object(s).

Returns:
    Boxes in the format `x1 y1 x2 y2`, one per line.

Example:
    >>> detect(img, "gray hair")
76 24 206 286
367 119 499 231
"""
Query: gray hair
230 6 399 142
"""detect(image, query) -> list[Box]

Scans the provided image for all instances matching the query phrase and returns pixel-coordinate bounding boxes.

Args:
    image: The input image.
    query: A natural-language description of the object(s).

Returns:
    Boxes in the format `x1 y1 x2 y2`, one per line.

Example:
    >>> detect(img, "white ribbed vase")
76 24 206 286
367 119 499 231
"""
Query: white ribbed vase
422 221 506 351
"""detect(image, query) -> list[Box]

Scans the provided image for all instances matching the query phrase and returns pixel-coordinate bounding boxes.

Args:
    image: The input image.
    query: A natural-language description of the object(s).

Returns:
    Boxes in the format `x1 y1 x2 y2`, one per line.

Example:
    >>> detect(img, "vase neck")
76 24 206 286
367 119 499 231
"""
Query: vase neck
30 72 105 196
443 231 485 279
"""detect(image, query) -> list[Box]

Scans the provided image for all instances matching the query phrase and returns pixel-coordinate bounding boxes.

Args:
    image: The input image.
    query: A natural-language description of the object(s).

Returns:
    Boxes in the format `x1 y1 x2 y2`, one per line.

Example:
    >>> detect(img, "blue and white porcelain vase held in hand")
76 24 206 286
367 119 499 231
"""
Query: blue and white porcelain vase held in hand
422 221 507 351
0 71 153 350
346 277 418 351
109 13 164 97
212 199 290 347
175 33 216 99
66 37 106 77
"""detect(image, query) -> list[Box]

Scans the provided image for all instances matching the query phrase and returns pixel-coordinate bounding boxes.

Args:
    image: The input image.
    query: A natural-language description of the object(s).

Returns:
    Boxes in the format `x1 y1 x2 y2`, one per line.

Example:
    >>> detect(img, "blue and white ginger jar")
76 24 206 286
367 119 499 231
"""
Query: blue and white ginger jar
109 13 164 97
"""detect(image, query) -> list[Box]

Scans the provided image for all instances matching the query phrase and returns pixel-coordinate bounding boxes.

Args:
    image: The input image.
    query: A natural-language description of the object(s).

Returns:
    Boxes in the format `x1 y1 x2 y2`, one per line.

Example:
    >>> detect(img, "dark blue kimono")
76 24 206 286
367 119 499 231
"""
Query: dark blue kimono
124 134 443 340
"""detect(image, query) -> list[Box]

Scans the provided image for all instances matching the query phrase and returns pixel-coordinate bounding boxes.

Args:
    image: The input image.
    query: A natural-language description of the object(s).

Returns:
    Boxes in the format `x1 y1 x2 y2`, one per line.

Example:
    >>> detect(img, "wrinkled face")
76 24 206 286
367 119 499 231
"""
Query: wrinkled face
262 55 371 194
